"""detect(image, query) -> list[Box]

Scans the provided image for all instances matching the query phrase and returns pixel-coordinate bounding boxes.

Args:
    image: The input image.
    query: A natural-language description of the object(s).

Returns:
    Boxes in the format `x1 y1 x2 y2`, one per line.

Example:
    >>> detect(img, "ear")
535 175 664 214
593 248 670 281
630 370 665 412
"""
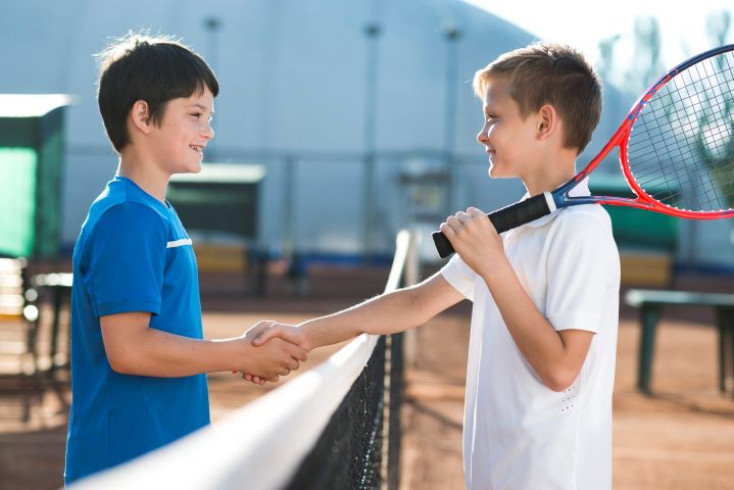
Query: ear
536 104 558 141
129 100 153 135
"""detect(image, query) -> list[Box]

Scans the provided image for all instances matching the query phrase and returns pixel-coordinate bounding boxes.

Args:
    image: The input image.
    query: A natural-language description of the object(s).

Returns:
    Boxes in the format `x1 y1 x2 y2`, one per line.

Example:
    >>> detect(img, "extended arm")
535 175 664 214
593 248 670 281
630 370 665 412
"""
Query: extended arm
100 314 307 381
254 271 464 351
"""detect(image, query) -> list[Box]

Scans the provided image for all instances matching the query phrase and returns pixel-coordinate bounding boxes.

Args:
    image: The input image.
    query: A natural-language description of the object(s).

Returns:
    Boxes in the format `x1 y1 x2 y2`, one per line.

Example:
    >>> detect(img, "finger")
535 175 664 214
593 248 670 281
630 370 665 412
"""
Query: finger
445 215 462 233
286 342 308 362
455 211 471 224
256 326 301 346
246 319 275 335
295 346 308 362
440 221 457 240
287 357 300 370
467 207 497 232
252 326 283 345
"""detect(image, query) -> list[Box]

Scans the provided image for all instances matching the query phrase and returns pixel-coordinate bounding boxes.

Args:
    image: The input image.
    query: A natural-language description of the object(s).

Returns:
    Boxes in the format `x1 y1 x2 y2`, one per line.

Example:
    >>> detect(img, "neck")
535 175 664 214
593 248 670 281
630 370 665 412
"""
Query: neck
117 149 169 203
523 148 578 196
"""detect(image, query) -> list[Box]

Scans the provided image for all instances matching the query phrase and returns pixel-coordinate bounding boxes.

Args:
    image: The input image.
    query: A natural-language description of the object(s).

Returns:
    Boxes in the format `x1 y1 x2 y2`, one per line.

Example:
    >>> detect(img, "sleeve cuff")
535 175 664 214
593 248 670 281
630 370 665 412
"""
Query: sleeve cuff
440 255 476 301
547 311 601 333
96 299 162 317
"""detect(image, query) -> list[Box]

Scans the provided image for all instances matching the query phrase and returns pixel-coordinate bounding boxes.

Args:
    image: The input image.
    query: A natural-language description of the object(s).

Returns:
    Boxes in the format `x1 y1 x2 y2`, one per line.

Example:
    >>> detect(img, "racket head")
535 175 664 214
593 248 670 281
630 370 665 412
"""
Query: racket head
619 44 734 219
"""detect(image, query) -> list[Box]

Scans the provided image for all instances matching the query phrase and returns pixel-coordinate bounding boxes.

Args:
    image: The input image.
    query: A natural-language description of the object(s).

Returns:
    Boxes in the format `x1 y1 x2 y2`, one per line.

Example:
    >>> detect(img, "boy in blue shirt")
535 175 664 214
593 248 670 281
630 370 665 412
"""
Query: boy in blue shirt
64 33 307 484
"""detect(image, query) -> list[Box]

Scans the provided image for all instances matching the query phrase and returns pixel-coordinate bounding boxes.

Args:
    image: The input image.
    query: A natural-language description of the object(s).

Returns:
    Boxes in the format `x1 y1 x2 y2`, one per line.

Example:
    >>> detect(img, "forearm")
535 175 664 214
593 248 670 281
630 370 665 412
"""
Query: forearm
483 260 579 389
301 283 448 350
105 328 241 377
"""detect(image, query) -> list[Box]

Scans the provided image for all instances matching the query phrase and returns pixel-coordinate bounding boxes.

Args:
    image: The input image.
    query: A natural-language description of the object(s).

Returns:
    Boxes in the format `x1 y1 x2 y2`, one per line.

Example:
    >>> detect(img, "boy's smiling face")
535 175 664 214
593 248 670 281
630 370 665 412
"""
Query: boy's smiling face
147 87 215 176
476 78 540 180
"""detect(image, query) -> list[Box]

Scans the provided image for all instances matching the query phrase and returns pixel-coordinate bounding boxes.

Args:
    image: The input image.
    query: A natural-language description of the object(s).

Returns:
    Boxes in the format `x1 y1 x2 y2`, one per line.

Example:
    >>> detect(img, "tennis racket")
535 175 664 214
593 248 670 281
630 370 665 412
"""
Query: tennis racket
433 43 734 258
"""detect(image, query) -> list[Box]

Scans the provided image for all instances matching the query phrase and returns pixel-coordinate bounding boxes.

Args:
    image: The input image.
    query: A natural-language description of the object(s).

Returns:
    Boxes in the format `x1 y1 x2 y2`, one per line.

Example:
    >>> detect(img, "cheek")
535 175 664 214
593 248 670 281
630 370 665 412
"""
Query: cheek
486 124 499 140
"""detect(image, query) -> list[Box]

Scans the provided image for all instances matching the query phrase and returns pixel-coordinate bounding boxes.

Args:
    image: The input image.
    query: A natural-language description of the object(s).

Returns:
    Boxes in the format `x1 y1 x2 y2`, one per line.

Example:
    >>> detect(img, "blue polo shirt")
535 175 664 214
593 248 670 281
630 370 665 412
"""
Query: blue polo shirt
64 176 209 484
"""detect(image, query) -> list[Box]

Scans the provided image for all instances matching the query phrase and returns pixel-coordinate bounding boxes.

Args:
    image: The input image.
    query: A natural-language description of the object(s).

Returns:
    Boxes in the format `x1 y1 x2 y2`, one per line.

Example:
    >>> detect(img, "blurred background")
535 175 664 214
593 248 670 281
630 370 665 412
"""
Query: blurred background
1 0 732 272
1 1 733 489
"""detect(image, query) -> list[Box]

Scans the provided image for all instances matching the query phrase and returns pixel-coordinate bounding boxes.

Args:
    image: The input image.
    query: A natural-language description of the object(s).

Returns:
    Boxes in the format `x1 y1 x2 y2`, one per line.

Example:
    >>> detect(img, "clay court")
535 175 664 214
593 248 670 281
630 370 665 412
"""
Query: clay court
1 264 733 489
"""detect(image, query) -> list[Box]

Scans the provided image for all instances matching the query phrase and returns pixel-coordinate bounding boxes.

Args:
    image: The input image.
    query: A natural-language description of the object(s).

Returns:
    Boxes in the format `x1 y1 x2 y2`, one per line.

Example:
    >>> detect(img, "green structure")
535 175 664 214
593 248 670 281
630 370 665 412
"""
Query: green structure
0 94 71 259
589 173 678 252
167 163 265 243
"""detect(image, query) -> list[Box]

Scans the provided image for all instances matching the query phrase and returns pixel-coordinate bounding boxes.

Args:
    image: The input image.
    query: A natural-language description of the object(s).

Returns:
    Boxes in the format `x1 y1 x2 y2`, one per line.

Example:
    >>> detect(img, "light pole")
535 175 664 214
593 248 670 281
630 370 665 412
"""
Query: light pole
441 21 461 217
363 21 381 262
203 17 221 162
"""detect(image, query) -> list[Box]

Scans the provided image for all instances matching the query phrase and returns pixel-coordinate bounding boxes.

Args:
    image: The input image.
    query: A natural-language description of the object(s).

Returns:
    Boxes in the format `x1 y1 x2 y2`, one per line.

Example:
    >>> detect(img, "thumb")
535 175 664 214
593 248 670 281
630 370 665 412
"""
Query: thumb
255 325 303 346
252 327 278 345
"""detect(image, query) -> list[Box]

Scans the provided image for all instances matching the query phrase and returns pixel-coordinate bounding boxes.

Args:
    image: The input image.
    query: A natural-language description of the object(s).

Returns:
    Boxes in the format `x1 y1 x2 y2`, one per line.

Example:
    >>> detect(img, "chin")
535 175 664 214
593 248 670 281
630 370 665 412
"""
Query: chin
488 166 513 180
183 161 203 174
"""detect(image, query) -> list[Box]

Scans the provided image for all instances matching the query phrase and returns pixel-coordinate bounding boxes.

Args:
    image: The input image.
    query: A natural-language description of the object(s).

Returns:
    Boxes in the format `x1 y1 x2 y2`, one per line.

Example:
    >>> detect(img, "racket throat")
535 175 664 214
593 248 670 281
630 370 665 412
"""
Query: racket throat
543 191 557 213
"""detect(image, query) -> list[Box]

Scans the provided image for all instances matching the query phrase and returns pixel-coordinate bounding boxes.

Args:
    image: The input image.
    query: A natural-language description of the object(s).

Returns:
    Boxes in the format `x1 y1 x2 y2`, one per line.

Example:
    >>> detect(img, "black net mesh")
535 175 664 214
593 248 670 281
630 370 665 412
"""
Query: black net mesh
284 333 403 490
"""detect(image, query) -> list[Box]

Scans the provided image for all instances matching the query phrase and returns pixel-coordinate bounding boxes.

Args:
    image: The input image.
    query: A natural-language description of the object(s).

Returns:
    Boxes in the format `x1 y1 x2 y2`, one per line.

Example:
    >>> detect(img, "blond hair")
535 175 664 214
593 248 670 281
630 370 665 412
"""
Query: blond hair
473 42 602 153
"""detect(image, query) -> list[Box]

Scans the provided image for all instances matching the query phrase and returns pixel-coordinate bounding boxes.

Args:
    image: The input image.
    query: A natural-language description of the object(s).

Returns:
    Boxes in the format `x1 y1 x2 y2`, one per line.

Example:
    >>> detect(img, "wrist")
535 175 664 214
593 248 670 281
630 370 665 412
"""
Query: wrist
230 338 256 373
299 324 316 352
480 255 513 285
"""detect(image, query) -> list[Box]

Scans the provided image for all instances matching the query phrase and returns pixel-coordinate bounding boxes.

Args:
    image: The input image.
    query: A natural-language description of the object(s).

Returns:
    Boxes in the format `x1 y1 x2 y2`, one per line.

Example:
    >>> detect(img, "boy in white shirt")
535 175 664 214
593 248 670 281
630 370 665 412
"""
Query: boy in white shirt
254 42 620 489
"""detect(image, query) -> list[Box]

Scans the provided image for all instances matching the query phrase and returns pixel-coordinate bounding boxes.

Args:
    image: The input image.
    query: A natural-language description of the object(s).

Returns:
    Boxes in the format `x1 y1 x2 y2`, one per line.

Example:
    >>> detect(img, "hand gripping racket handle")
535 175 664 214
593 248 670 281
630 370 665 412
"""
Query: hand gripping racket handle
432 193 554 258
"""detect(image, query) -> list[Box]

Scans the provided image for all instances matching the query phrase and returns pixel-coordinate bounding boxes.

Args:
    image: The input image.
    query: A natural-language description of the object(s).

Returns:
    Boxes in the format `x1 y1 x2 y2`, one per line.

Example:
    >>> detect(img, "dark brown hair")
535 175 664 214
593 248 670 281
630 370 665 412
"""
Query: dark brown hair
96 33 219 152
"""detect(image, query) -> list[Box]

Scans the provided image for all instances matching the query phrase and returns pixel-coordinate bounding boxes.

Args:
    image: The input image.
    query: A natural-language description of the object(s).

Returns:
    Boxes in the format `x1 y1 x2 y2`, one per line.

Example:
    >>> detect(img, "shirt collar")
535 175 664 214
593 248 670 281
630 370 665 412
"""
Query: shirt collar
521 177 591 228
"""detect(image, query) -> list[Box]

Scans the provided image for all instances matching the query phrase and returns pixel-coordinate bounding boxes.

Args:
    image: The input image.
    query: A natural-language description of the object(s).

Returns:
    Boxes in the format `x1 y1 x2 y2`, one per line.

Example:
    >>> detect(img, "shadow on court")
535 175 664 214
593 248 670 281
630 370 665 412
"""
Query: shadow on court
0 264 733 489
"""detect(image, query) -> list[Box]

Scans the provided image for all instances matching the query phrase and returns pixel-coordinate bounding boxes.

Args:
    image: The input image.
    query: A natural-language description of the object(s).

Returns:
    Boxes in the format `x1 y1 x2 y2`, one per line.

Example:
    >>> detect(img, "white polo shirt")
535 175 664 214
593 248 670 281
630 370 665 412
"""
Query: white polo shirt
441 181 620 490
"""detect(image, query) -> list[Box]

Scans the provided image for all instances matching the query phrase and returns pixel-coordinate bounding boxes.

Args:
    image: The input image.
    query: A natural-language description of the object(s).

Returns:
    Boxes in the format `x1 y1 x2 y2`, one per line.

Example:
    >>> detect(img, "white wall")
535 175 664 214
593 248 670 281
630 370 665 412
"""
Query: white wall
3 0 728 267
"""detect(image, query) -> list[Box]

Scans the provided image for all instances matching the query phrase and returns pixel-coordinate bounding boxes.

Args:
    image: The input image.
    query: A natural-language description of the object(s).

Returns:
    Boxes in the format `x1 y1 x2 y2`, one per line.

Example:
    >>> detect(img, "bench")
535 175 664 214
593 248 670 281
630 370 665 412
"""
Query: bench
624 288 734 397
31 272 73 371
0 261 73 373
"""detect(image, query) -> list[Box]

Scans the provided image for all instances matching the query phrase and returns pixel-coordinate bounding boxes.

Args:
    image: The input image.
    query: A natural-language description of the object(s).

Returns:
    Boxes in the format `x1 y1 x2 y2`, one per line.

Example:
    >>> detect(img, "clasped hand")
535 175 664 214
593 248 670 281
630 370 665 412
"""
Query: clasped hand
439 206 505 277
235 320 309 385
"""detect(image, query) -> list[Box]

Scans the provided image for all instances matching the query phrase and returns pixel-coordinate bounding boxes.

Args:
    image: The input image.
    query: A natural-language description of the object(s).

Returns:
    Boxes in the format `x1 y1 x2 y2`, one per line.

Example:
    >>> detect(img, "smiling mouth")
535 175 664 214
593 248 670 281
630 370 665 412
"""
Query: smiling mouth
189 144 205 155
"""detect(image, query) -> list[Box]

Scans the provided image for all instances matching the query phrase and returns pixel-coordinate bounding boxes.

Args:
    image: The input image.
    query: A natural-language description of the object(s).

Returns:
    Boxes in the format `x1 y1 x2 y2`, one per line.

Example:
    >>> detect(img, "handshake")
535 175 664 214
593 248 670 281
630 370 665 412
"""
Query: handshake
233 320 312 385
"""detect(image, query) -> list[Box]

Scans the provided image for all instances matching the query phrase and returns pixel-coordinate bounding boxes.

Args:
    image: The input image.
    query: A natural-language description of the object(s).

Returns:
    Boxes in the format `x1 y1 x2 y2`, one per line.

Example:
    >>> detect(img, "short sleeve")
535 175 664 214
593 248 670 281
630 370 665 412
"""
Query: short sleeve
85 202 166 317
545 210 617 333
440 254 477 302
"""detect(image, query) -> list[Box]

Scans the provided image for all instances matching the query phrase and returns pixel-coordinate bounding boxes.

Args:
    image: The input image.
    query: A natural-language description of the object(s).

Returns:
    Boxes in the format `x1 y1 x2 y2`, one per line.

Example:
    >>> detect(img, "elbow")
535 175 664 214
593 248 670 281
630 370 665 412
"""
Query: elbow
108 357 134 375
105 347 140 375
542 368 579 393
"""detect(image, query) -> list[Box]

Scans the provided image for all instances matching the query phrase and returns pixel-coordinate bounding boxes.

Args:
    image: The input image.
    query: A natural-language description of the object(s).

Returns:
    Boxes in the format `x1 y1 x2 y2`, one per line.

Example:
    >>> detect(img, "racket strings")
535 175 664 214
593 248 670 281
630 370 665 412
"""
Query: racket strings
626 49 734 213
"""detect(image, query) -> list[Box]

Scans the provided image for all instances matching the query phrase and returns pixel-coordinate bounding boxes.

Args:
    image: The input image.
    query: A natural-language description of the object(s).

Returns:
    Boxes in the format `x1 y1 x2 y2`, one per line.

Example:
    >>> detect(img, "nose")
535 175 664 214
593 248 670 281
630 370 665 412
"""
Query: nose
202 121 215 140
477 125 488 145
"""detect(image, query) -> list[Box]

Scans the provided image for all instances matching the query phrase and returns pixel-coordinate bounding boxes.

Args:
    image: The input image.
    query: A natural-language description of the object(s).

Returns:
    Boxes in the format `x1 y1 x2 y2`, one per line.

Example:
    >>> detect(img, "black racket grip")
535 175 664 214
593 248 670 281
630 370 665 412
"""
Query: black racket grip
432 193 553 258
